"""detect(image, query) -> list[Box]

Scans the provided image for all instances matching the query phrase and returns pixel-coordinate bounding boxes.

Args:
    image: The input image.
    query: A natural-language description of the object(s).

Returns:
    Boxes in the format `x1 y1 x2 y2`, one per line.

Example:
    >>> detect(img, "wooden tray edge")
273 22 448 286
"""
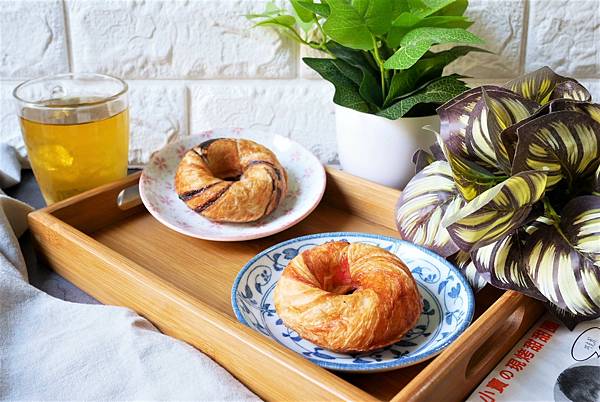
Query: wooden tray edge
395 291 545 402
28 169 546 402
28 209 377 402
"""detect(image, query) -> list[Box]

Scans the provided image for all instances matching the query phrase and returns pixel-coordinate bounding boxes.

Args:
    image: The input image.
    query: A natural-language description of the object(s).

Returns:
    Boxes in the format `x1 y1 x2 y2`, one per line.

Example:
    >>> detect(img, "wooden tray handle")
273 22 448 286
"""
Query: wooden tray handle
463 298 527 379
394 291 544 402
45 172 144 233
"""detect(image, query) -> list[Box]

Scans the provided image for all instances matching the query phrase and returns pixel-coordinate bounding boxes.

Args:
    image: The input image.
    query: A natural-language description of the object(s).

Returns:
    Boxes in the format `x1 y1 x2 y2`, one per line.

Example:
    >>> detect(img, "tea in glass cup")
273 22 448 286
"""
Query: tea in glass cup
13 73 129 204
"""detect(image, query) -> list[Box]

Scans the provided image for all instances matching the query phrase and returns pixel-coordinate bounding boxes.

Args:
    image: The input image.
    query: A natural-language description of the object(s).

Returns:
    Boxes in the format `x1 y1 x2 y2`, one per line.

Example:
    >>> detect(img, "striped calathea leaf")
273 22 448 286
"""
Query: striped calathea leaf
545 303 600 331
548 80 592 102
448 250 487 292
498 102 554 165
436 85 516 160
438 135 500 201
465 87 539 173
523 196 600 324
595 164 600 195
503 66 592 105
512 111 600 190
395 160 465 257
546 98 600 124
470 216 551 300
398 67 600 325
412 142 448 174
442 171 548 251
497 98 600 168
412 149 435 173
436 86 539 201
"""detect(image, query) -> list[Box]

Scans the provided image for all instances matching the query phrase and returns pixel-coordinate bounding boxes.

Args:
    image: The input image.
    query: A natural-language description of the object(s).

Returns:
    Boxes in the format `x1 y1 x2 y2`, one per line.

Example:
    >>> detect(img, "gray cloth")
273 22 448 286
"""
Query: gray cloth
0 144 259 401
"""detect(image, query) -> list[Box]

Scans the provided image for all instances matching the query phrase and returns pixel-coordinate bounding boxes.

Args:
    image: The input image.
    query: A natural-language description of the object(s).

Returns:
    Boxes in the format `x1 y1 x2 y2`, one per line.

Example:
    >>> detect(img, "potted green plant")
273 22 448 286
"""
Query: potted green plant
249 0 485 188
396 66 600 328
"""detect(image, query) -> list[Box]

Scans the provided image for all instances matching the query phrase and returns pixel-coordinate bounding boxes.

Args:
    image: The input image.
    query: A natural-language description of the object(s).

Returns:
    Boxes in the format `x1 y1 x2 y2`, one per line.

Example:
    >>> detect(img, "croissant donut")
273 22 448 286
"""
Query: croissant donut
274 241 422 353
175 138 287 222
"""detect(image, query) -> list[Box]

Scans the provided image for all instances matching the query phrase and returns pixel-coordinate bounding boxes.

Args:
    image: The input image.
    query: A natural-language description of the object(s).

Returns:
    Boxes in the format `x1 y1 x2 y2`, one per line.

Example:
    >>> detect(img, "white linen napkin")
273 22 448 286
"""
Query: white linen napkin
0 144 259 401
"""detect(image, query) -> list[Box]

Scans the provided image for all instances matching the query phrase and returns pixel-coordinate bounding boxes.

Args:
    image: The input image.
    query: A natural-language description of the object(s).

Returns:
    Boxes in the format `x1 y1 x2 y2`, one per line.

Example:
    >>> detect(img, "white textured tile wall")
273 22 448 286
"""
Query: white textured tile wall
189 80 336 162
1 0 599 165
66 0 296 79
0 81 23 155
128 81 188 165
0 0 69 79
526 0 600 77
445 0 526 78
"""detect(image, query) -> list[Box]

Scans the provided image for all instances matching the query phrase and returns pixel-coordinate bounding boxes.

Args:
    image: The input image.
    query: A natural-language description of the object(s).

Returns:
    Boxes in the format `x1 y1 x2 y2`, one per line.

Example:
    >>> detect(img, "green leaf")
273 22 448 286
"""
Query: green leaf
432 0 468 16
253 15 297 29
352 0 393 35
385 71 421 105
503 66 592 105
322 1 372 50
437 85 515 161
470 217 548 300
392 12 423 28
419 15 473 29
393 14 472 29
303 57 370 112
443 171 548 251
448 250 487 292
322 0 392 50
291 0 315 22
331 58 362 85
391 1 472 36
524 195 600 317
327 42 383 106
384 27 483 70
385 26 410 49
384 46 485 105
295 0 331 17
512 111 600 190
395 160 466 257
330 58 381 106
465 87 539 173
246 2 281 19
408 0 456 18
391 0 410 18
377 75 468 119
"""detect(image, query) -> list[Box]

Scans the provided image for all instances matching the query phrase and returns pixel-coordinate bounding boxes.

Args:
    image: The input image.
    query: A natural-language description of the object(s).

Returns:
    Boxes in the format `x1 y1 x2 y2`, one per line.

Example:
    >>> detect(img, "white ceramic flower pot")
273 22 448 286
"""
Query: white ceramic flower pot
335 104 440 189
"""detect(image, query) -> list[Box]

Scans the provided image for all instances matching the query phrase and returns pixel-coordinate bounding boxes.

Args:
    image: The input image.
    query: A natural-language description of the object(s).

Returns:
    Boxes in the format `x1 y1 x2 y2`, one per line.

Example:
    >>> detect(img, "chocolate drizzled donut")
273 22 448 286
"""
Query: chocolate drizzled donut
175 138 287 223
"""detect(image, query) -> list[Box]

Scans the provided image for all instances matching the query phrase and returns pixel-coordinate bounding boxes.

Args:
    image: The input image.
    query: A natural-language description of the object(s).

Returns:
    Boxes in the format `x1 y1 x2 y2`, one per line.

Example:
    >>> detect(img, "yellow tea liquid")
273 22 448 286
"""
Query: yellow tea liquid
20 100 129 204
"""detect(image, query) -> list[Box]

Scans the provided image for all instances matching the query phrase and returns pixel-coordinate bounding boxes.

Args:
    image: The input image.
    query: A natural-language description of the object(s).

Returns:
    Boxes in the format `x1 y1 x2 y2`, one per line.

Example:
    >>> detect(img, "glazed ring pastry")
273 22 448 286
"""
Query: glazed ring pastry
274 241 422 353
175 138 287 223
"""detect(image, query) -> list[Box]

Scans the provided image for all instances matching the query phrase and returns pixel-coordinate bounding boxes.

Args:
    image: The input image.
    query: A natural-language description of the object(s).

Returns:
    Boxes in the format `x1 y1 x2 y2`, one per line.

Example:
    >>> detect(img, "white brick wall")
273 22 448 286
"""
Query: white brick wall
1 0 599 166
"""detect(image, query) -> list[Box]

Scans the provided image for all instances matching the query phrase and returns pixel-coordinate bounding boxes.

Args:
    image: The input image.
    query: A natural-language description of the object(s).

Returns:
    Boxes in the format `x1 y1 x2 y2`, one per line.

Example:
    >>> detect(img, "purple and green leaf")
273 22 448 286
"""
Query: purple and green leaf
395 160 465 257
524 196 600 318
512 111 600 190
503 66 591 105
443 171 548 251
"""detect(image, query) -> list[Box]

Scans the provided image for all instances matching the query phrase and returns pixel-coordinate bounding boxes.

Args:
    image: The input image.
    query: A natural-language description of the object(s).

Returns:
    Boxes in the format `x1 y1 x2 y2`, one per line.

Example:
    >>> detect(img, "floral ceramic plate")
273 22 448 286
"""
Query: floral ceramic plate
140 128 326 241
232 232 475 372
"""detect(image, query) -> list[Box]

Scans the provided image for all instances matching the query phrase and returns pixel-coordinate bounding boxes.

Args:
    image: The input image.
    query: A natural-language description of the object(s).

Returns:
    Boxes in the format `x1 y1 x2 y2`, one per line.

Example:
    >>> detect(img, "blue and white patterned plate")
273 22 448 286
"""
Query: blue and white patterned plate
231 232 475 372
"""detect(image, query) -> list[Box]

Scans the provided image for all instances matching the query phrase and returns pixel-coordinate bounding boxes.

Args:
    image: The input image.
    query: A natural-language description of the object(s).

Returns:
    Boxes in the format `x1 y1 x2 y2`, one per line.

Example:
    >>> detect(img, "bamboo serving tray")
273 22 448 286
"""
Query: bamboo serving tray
28 168 545 402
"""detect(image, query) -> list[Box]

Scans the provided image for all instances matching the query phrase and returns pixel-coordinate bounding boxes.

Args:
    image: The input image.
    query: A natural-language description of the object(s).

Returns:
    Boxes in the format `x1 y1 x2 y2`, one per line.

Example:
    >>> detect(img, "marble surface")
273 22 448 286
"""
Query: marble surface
5 170 99 304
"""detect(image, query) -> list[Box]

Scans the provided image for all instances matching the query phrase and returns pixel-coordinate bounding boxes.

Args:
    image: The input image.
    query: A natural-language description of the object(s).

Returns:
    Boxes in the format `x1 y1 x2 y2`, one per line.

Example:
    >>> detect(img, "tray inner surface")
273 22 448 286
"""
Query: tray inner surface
90 197 504 400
